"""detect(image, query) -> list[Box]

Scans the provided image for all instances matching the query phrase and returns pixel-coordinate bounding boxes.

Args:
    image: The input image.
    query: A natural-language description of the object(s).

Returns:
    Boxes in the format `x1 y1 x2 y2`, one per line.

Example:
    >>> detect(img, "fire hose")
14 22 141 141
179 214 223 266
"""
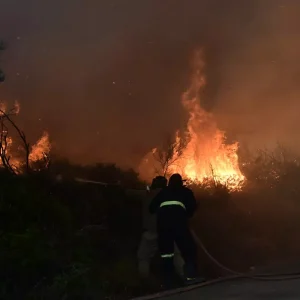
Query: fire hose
132 230 300 300
190 229 300 281
73 178 300 298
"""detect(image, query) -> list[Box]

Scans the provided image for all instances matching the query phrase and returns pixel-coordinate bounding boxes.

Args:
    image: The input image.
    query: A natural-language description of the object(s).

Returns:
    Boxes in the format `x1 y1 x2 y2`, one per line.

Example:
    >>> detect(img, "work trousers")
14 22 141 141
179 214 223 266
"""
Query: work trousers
137 230 185 279
158 225 198 287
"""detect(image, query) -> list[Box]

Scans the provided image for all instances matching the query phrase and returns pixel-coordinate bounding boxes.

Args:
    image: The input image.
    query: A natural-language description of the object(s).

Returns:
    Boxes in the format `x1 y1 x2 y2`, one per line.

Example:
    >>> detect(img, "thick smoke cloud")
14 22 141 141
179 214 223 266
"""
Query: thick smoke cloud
0 0 296 168
213 1 300 155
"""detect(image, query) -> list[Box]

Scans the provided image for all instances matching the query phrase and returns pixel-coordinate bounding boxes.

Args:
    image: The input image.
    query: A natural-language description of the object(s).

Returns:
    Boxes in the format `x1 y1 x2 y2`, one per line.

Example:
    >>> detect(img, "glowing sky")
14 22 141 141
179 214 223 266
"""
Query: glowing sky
1 0 300 168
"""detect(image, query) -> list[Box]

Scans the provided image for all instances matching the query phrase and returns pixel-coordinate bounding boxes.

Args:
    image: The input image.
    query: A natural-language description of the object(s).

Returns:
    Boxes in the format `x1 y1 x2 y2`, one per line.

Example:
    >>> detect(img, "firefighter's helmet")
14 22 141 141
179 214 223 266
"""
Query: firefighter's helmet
168 173 183 188
151 176 167 189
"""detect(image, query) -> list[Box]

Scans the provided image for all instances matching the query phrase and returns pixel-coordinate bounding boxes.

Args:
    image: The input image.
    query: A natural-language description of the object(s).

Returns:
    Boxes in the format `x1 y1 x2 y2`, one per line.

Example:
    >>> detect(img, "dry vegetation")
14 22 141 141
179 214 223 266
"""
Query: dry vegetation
192 145 300 278
1 112 300 299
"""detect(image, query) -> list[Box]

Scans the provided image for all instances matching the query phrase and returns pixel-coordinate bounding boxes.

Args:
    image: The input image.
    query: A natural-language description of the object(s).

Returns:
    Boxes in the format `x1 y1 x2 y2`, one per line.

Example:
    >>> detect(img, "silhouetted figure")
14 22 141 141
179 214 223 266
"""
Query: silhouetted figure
149 173 199 288
125 176 185 282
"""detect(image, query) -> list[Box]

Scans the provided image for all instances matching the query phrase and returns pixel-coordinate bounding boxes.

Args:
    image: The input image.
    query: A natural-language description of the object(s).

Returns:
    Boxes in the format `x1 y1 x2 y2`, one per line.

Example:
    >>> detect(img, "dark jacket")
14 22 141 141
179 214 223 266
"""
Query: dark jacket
149 186 197 229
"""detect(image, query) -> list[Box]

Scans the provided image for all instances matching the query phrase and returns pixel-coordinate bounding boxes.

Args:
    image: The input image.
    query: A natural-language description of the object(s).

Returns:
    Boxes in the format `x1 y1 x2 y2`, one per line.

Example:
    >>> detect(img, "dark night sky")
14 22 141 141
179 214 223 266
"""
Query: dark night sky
1 0 300 168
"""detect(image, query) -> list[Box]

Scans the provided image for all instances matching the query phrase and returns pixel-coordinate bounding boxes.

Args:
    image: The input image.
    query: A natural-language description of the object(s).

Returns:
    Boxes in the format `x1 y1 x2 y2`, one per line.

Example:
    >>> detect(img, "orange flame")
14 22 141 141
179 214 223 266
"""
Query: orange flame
0 102 6 115
0 102 51 172
13 101 20 115
29 131 51 163
139 50 245 191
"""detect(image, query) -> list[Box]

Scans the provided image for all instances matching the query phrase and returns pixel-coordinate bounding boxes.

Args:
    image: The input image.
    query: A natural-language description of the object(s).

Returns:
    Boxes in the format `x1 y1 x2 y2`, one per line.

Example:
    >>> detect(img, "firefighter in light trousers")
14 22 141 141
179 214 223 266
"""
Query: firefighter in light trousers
127 176 185 281
149 173 199 288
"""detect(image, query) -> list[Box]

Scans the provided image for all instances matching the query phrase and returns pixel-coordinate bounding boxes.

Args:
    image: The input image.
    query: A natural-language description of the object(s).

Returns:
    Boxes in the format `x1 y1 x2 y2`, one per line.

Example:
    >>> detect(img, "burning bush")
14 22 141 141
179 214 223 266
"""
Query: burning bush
138 50 300 196
139 50 245 192
0 102 51 174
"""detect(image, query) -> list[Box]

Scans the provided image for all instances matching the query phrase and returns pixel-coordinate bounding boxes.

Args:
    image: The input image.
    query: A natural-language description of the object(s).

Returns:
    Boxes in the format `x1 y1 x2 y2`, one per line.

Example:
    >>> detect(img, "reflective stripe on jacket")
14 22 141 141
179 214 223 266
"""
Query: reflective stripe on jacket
160 200 186 210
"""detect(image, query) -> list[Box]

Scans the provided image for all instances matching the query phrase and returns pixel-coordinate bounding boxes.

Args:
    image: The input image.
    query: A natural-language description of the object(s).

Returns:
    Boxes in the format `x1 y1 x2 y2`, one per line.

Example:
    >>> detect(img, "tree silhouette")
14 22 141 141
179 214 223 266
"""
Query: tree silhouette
152 132 187 177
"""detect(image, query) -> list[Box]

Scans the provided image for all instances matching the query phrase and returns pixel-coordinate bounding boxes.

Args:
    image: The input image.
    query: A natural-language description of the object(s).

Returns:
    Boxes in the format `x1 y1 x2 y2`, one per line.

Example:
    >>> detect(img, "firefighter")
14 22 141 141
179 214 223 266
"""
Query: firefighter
149 173 199 288
126 176 185 281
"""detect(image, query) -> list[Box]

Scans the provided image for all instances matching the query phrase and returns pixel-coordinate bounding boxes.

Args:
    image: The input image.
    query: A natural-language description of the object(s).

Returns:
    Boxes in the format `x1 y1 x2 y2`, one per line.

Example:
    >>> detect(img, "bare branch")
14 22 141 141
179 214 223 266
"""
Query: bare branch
0 108 30 173
0 116 16 174
152 132 187 177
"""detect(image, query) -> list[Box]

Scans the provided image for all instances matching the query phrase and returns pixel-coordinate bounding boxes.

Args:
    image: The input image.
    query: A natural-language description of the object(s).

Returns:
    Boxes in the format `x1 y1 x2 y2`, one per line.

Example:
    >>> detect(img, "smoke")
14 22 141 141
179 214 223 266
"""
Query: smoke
0 0 297 168
212 1 300 154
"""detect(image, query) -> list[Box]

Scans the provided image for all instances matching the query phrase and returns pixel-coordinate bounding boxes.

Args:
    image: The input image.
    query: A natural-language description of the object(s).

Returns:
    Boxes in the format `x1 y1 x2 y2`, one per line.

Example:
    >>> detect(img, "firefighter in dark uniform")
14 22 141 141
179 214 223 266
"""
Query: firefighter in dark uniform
125 176 185 282
149 173 198 288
